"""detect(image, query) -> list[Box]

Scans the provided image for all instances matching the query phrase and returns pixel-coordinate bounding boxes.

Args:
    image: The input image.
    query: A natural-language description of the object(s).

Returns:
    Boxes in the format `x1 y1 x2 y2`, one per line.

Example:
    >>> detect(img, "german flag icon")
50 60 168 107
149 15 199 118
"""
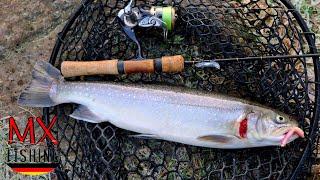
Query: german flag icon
7 163 58 176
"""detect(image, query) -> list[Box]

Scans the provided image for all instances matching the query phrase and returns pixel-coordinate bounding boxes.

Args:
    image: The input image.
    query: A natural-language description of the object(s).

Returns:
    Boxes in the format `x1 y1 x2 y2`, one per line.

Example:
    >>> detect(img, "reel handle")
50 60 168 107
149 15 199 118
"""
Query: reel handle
61 55 184 77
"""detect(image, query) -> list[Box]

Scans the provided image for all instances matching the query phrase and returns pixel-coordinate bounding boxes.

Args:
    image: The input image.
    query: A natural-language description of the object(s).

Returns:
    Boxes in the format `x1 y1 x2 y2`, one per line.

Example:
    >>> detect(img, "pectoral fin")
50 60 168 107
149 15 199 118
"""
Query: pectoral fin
70 105 104 123
197 135 233 143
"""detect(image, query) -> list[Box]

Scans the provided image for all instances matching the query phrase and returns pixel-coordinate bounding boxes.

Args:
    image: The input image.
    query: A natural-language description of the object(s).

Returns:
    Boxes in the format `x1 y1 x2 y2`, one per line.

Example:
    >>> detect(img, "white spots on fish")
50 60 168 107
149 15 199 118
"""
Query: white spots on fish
172 118 182 129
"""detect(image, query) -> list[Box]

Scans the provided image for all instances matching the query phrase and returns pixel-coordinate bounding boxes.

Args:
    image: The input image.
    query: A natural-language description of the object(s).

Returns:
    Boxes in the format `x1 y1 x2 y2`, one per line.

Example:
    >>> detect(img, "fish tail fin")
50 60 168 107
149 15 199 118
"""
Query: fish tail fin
18 61 63 107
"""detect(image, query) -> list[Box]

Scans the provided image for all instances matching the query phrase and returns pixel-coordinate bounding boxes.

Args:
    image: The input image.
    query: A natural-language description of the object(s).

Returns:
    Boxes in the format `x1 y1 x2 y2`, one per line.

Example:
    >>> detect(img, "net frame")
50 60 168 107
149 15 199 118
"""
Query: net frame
43 0 320 179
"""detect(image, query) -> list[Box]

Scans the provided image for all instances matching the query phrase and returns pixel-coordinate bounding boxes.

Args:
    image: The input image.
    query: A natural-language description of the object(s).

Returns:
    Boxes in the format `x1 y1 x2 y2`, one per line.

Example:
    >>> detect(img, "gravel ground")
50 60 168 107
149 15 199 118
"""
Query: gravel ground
0 0 319 179
0 0 80 179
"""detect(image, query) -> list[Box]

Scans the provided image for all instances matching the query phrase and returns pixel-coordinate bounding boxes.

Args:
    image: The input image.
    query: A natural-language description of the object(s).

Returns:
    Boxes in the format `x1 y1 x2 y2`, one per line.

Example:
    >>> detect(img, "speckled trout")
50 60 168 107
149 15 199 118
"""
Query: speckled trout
18 61 304 149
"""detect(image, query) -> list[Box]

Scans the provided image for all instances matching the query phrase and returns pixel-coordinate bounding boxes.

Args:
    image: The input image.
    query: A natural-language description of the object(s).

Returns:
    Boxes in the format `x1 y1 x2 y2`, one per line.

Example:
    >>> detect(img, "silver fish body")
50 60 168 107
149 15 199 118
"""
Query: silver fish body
18 61 305 149
57 82 248 148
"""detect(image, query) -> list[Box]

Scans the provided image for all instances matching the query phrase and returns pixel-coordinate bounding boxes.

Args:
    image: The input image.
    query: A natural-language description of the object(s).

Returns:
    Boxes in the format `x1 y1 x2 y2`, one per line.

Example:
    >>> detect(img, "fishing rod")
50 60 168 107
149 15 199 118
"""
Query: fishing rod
61 55 213 77
61 54 320 78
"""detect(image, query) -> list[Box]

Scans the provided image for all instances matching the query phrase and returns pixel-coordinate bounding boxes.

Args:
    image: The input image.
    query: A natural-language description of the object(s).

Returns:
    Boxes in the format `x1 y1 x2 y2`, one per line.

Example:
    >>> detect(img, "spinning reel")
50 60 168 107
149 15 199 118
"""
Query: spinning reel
118 0 177 59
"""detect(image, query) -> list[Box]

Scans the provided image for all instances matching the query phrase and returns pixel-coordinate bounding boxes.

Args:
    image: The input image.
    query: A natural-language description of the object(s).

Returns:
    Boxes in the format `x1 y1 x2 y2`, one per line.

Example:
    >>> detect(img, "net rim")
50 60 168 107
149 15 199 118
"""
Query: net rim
45 0 320 178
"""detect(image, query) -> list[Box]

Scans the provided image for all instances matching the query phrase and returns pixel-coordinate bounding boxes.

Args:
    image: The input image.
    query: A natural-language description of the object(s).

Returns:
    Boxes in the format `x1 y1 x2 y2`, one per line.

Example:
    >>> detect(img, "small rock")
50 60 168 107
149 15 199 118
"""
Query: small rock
165 156 178 171
153 166 167 179
229 1 241 8
136 146 151 160
150 150 164 165
185 77 198 88
293 39 301 52
283 38 291 49
121 139 136 155
258 10 267 19
209 75 225 85
176 147 189 161
8 76 14 81
260 28 270 37
161 142 175 154
196 70 209 80
270 37 279 45
17 80 24 86
191 154 204 169
11 96 17 103
256 1 268 9
289 48 297 55
259 36 268 45
138 161 153 176
124 156 139 171
178 162 193 179
265 16 275 27
128 73 142 82
277 25 286 38
266 8 277 16
253 19 263 27
127 172 141 180
241 0 251 5
167 172 182 180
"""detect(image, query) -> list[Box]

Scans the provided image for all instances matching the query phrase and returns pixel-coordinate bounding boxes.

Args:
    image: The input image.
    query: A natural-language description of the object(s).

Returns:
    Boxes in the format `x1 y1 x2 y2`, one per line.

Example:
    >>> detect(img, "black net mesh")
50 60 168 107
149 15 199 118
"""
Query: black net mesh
44 0 320 179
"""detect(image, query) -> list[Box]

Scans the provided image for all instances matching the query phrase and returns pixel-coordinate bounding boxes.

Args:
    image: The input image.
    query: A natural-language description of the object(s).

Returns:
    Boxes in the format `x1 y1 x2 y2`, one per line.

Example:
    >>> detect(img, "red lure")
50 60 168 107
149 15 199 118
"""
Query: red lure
239 118 248 138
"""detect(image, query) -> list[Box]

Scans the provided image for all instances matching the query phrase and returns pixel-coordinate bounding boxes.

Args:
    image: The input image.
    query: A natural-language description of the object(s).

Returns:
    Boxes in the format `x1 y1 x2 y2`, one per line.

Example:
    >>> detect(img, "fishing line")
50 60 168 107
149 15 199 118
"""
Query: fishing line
185 54 320 64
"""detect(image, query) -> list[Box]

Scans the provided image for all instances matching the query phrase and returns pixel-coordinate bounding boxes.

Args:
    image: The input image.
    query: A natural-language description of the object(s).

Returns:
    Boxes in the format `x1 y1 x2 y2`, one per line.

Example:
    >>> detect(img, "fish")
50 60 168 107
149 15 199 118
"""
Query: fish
17 61 305 149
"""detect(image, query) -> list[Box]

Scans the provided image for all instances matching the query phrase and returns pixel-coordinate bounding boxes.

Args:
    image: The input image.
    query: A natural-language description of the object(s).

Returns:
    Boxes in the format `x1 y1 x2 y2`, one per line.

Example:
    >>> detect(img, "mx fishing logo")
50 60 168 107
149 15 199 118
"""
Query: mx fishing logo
5 115 59 176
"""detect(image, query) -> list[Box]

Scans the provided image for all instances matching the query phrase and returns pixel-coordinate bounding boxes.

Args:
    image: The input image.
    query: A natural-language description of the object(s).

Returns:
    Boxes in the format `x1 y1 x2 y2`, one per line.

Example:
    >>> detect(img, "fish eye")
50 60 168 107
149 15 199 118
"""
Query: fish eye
275 115 286 124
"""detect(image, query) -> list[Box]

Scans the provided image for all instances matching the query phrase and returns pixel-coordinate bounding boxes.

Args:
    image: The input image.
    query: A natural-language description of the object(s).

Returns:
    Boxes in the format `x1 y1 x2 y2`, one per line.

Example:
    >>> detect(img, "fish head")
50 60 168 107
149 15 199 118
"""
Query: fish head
247 109 304 147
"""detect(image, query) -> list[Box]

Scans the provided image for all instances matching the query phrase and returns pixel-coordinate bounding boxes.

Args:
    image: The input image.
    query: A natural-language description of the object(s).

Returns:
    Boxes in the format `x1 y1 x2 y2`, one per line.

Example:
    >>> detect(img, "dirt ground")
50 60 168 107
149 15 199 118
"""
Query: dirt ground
0 0 319 179
0 0 81 116
0 0 80 178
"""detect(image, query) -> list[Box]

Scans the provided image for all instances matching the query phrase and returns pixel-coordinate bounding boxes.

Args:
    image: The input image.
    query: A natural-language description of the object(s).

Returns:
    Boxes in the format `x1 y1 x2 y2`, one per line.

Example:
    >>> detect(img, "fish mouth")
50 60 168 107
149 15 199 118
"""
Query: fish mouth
280 127 304 147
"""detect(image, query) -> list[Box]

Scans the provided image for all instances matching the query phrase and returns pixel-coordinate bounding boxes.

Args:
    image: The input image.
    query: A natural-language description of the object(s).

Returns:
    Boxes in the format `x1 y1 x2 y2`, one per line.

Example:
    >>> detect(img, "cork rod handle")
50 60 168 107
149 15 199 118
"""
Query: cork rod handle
61 55 184 77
